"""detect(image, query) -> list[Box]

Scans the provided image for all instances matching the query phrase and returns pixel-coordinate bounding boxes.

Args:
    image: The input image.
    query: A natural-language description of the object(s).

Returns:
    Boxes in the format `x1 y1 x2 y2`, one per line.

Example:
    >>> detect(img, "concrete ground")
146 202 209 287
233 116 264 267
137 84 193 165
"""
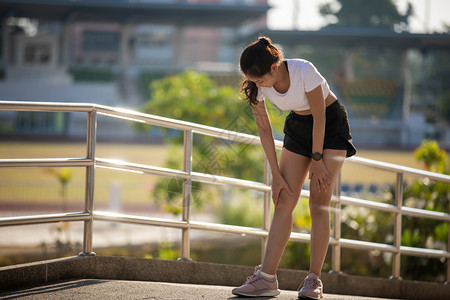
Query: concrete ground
0 279 398 300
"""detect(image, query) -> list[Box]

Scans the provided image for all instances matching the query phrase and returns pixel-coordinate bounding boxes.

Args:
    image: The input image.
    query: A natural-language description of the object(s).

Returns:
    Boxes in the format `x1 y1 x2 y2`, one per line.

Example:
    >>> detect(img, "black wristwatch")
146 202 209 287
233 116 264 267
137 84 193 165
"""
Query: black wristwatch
311 152 323 161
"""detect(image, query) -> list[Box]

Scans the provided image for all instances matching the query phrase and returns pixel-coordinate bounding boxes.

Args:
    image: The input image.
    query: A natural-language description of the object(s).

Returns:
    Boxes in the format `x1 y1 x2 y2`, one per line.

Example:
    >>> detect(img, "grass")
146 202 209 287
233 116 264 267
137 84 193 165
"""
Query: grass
341 149 423 186
0 142 171 207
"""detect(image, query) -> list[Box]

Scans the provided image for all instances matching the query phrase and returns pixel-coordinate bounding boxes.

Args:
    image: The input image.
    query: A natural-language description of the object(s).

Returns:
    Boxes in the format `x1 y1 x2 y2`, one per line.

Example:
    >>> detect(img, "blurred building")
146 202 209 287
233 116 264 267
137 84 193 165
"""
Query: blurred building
0 0 268 140
249 28 450 148
0 0 449 148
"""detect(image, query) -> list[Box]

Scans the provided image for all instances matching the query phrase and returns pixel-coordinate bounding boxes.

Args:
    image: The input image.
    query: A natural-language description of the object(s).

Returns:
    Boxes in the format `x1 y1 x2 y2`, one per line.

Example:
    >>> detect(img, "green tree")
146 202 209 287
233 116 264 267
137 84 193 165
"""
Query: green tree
140 70 287 214
141 70 286 135
400 141 448 282
143 70 243 130
339 140 449 282
414 140 447 172
319 0 405 29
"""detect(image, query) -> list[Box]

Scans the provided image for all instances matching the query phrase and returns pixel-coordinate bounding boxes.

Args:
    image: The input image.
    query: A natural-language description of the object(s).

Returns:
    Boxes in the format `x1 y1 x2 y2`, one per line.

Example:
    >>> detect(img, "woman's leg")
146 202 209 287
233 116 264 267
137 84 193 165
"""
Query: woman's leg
261 148 310 275
309 149 346 276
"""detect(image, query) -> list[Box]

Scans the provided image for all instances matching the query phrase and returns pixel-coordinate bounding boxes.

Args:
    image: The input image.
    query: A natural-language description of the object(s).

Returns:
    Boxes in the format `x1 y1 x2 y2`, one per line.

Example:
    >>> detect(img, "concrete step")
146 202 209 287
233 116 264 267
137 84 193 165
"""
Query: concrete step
1 256 449 299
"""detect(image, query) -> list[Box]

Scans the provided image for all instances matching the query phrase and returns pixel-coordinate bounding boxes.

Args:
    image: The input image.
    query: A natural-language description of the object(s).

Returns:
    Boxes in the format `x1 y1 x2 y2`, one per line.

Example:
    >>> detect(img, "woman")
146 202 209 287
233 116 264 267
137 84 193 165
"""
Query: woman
232 36 356 299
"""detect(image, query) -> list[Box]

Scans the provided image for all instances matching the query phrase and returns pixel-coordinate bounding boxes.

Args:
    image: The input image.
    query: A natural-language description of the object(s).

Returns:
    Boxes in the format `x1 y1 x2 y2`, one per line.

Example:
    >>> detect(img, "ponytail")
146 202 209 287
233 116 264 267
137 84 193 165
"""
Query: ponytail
240 79 258 106
239 36 283 106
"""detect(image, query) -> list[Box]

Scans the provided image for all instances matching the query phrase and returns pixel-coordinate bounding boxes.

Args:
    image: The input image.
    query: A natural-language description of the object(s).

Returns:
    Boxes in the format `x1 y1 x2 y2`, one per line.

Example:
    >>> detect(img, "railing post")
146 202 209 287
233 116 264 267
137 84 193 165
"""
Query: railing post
331 172 342 274
80 110 97 256
446 205 450 285
262 157 272 262
391 172 403 279
180 129 193 260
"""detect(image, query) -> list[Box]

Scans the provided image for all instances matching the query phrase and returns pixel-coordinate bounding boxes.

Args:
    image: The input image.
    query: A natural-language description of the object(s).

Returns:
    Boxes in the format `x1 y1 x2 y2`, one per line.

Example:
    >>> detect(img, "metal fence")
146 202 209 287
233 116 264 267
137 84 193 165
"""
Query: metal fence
1 100 449 283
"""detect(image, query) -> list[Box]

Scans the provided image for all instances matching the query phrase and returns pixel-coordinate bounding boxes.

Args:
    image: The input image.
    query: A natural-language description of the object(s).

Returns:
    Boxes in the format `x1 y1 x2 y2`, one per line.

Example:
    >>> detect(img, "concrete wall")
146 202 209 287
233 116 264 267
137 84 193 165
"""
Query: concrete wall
1 256 449 299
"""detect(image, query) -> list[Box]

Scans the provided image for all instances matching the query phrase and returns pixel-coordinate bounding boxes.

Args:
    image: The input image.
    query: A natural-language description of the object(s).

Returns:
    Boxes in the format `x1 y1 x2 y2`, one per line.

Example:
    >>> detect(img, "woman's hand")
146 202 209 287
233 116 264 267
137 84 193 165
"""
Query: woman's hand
309 160 333 193
271 173 293 206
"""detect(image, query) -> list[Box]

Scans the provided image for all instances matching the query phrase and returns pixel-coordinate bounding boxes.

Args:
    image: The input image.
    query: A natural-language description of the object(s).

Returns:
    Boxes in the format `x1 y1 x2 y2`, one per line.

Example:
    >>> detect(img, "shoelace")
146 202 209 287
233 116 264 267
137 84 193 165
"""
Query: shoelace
247 274 261 285
297 278 320 290
243 265 262 285
304 278 319 288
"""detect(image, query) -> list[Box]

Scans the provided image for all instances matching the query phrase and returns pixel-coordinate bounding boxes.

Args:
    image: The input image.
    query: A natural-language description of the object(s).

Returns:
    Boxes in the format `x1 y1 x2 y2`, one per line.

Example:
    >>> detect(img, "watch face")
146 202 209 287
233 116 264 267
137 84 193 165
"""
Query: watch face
312 152 322 161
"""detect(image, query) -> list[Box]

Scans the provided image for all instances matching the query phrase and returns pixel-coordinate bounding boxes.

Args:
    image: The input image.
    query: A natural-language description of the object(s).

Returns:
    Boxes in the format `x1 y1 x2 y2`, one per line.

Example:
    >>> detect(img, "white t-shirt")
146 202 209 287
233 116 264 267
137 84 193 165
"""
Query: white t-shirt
256 59 330 111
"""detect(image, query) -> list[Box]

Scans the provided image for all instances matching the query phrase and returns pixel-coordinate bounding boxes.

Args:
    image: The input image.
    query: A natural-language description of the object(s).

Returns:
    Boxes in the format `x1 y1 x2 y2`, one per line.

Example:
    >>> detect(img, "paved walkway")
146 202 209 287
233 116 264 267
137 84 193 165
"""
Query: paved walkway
0 279 398 300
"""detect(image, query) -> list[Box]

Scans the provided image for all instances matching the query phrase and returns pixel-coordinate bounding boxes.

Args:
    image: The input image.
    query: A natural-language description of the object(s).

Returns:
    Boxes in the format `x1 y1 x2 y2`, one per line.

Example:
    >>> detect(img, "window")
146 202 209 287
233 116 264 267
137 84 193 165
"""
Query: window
83 31 119 53
23 43 51 65
135 25 174 63
23 43 51 66
16 112 68 135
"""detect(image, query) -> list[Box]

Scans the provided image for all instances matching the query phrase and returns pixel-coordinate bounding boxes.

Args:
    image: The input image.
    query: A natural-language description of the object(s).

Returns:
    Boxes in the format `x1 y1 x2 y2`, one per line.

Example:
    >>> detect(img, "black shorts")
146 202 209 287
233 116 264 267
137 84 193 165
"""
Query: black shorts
283 100 356 158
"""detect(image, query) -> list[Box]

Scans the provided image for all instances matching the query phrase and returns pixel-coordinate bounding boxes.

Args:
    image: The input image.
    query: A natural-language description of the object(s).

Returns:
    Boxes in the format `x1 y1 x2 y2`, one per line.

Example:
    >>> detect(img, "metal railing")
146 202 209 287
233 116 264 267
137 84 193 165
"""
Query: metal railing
1 100 449 283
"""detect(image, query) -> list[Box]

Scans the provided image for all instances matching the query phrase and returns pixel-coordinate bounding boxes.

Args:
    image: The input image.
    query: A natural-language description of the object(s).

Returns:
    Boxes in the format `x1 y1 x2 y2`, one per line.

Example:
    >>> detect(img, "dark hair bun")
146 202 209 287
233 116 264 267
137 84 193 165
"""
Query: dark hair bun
258 36 271 46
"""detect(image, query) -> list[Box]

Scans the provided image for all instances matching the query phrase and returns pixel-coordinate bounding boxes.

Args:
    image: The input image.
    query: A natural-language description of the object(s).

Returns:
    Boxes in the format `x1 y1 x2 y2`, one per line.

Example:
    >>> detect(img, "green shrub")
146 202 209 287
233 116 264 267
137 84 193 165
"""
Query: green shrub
69 67 114 82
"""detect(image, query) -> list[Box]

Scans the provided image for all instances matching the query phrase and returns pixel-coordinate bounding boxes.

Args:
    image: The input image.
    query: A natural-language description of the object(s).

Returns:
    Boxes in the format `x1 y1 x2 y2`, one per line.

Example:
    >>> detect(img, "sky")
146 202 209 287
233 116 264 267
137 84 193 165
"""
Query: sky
267 0 450 33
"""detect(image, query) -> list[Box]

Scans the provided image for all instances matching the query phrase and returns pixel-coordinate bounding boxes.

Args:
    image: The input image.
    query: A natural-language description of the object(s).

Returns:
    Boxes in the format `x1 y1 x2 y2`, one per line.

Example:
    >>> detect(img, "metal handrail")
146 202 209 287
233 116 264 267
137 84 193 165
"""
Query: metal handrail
347 156 449 182
0 100 449 282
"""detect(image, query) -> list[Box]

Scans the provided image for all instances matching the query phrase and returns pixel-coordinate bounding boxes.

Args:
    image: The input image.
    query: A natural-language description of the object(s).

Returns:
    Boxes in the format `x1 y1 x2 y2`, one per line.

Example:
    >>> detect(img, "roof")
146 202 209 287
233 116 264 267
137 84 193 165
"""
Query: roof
0 0 270 27
250 27 450 51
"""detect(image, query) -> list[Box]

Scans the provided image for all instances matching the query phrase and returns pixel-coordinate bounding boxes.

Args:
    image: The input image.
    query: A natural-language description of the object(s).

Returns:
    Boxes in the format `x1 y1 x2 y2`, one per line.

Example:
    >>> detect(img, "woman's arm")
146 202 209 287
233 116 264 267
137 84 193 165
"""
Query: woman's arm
307 86 326 154
251 100 280 176
307 86 332 192
251 100 292 204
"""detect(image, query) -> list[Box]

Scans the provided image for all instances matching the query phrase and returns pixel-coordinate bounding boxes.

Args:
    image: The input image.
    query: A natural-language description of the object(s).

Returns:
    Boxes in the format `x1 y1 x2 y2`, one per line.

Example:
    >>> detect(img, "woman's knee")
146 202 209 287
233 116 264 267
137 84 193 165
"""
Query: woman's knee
309 194 331 216
275 191 299 213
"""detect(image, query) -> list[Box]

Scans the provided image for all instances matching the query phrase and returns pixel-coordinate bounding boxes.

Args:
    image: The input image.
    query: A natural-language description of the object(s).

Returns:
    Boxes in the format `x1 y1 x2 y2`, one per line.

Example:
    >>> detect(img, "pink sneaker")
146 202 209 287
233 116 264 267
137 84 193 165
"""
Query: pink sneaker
298 273 323 299
232 266 280 297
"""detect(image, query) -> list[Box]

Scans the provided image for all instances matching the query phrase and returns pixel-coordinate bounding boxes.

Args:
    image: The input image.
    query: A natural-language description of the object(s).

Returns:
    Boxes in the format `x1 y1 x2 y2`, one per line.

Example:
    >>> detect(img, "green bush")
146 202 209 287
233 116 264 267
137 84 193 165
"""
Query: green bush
69 67 114 82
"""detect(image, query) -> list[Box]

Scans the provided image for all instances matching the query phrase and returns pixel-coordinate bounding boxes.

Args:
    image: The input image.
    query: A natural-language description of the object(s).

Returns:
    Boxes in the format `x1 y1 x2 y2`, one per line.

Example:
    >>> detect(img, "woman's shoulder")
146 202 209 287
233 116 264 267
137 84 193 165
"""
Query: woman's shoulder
286 58 315 72
286 58 310 65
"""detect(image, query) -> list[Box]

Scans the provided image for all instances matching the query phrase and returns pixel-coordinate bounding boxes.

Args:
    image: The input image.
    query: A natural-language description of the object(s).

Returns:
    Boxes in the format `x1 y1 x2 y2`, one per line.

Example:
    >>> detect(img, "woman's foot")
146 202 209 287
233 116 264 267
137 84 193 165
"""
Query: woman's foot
298 273 323 299
232 266 280 297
